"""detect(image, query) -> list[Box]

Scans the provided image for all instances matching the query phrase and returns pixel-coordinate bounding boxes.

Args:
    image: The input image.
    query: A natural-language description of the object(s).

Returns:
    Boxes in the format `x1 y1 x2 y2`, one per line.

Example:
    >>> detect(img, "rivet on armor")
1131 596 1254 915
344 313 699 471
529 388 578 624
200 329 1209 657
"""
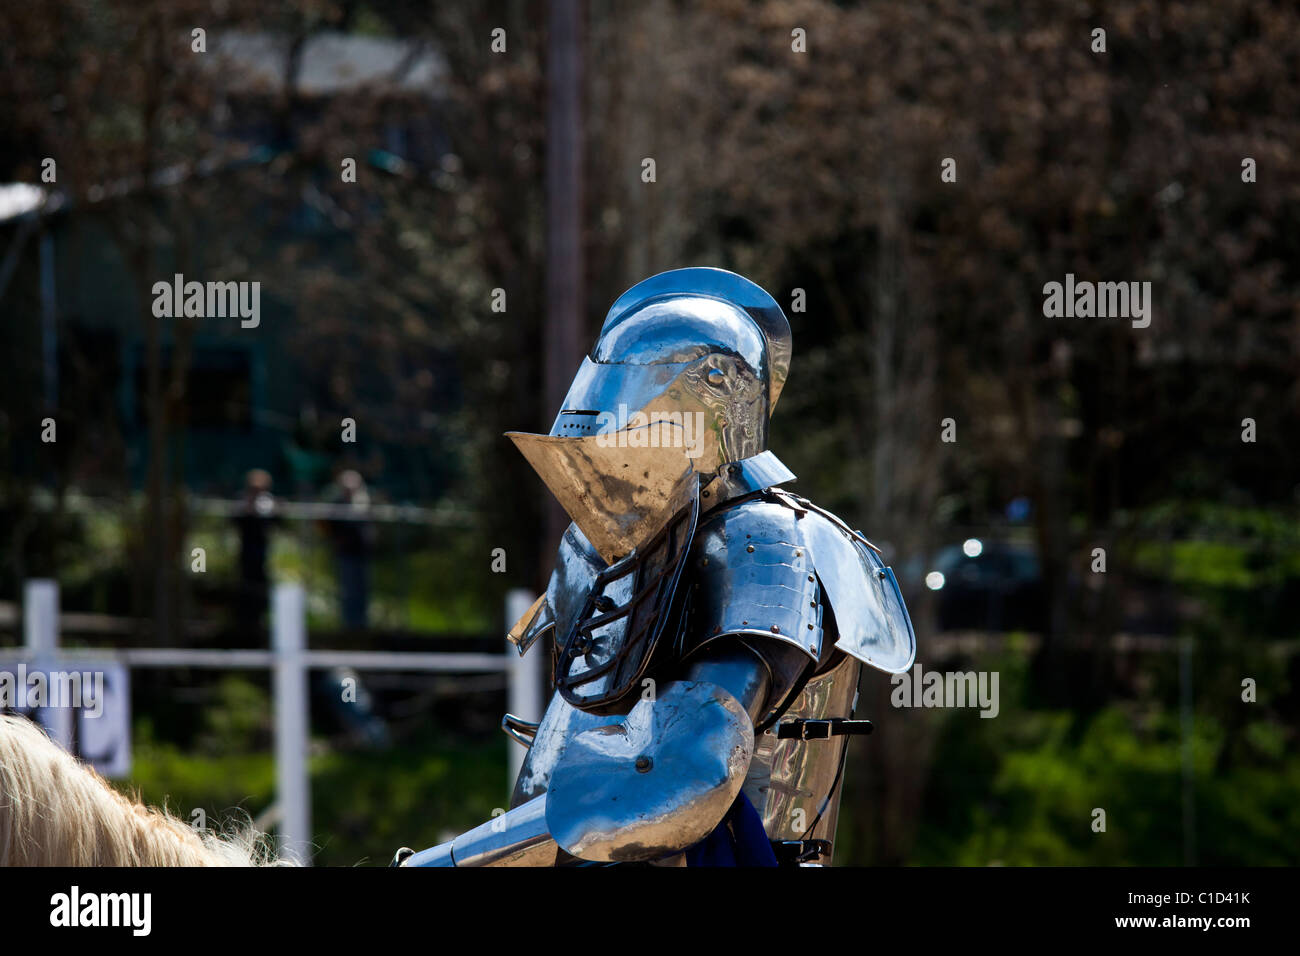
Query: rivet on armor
707 367 726 386
742 620 748 626
634 755 653 773
807 623 814 630
746 544 755 553
795 549 802 557
808 574 815 582
771 625 780 633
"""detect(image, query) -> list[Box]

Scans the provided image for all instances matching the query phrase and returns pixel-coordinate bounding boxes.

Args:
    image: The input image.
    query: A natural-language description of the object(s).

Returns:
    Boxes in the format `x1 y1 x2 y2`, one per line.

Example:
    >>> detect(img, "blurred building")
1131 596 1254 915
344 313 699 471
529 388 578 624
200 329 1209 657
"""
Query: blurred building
0 32 458 501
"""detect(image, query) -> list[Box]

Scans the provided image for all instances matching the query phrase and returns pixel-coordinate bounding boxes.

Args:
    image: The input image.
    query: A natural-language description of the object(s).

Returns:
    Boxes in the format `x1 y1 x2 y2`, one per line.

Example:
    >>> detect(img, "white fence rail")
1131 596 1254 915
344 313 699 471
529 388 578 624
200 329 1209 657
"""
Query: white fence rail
6 578 543 865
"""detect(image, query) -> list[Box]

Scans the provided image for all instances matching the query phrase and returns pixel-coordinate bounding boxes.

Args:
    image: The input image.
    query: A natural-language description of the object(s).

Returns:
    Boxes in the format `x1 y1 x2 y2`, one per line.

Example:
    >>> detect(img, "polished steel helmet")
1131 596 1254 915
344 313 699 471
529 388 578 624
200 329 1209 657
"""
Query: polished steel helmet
509 268 791 565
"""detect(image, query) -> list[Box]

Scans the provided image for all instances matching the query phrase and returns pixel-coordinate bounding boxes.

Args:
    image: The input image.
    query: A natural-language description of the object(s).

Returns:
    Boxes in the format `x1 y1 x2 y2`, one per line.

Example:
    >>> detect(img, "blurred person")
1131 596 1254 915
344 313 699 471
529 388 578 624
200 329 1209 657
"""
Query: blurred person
233 469 278 637
316 470 387 748
322 469 375 630
313 666 391 749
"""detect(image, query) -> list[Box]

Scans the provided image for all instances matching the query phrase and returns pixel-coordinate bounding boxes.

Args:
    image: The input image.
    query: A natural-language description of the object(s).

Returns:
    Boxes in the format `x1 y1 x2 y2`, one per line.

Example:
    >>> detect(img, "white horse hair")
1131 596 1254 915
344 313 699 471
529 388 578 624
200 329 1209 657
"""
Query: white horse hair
0 714 290 866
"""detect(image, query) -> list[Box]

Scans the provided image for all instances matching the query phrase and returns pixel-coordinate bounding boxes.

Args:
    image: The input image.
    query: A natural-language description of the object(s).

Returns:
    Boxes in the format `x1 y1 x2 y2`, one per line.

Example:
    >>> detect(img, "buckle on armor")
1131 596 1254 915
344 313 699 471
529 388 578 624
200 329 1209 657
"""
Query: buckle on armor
776 717 874 740
771 839 832 864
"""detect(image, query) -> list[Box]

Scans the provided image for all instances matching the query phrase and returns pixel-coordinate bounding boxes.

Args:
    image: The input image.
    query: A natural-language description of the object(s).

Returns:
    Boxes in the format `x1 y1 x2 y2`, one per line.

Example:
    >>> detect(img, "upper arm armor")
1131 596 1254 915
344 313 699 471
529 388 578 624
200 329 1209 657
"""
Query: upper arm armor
682 498 824 724
680 492 916 723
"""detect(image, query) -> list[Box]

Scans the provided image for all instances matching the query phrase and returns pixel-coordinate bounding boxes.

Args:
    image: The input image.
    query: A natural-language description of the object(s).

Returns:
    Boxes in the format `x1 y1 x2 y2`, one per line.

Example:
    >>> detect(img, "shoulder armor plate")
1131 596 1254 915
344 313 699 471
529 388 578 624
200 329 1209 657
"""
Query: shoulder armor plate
794 501 916 673
684 492 915 676
684 497 825 662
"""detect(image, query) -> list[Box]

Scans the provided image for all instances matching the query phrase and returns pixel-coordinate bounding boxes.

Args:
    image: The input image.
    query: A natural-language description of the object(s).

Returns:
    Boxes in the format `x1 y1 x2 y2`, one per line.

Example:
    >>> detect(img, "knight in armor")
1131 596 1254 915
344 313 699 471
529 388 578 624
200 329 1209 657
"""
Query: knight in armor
395 268 916 867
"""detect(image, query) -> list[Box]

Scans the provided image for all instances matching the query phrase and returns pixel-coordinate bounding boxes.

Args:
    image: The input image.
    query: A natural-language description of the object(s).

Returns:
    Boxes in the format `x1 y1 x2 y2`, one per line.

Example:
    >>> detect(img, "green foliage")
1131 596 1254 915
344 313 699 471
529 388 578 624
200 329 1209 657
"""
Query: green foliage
195 675 272 755
120 719 508 867
310 732 508 866
1129 502 1300 592
906 680 1299 866
125 719 276 828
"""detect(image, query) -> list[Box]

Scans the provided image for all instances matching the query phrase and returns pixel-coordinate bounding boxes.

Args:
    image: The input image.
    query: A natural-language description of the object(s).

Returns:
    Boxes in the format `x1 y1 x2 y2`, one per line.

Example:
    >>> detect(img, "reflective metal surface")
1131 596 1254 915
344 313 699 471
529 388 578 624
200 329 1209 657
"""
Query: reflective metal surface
509 690 611 807
518 268 793 501
553 491 697 713
451 796 557 867
798 510 916 674
684 496 825 663
699 450 797 511
679 641 772 724
508 426 698 565
544 680 754 862
404 795 557 867
403 840 454 867
506 592 552 655
601 268 792 412
546 523 607 666
594 296 768 370
501 713 539 748
508 642 773 808
744 653 861 866
549 357 688 436
549 354 765 475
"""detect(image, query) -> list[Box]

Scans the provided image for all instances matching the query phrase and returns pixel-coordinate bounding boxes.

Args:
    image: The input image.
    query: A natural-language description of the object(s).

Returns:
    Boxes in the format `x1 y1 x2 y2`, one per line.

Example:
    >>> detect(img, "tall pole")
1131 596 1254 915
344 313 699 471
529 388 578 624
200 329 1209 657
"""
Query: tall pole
273 582 311 865
23 579 59 658
23 579 71 748
544 0 585 557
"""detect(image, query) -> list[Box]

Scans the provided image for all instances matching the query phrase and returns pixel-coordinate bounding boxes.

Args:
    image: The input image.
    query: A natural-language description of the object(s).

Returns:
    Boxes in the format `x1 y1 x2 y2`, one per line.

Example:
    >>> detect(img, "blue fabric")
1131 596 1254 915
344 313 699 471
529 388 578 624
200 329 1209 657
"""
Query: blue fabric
684 791 779 867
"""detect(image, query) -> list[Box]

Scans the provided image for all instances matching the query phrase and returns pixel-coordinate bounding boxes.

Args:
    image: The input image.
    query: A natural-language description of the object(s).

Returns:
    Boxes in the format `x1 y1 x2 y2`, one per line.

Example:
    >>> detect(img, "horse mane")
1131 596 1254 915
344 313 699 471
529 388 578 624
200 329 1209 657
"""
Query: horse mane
0 714 290 866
